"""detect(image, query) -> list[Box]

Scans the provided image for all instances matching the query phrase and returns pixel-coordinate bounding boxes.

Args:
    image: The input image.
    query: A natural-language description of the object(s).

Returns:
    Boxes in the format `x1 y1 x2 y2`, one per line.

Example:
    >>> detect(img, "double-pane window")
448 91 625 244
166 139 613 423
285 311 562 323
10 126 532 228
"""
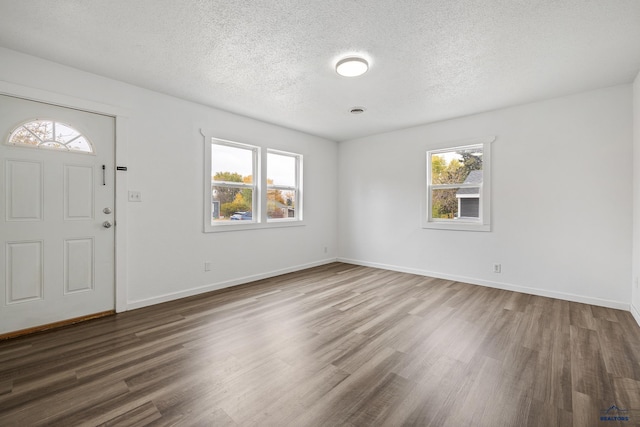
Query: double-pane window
210 141 257 223
204 137 302 231
424 138 493 231
267 151 301 221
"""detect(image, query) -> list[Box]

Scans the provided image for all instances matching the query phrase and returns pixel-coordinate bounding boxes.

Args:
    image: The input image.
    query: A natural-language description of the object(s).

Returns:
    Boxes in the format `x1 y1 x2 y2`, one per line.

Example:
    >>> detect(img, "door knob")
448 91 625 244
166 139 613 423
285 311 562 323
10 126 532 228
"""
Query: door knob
102 221 113 228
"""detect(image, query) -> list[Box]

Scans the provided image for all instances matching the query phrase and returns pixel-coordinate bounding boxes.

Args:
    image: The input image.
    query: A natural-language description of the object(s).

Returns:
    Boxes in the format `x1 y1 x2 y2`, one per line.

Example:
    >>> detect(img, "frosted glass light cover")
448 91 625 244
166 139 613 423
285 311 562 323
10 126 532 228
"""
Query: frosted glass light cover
336 57 369 77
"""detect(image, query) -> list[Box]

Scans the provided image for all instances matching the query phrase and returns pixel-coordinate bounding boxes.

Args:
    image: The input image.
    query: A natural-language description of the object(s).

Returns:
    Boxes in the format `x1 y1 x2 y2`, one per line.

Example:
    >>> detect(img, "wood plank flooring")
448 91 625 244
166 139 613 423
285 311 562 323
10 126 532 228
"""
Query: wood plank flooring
1 262 640 426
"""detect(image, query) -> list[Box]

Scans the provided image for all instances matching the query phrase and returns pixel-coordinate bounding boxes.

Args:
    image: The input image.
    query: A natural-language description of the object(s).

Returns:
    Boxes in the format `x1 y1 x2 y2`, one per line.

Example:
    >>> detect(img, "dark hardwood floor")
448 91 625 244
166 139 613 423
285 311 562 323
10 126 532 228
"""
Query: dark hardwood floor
1 262 640 426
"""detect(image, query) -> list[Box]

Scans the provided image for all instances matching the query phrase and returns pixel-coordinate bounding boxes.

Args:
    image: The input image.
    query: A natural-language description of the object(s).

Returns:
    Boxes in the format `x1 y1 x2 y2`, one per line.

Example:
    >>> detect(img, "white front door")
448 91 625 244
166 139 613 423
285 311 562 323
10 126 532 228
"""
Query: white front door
0 94 115 335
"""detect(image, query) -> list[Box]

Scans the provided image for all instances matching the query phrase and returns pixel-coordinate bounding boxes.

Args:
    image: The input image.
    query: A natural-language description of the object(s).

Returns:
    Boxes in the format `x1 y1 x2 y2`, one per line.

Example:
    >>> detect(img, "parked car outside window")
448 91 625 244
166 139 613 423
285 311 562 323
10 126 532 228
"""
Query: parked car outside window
230 211 252 220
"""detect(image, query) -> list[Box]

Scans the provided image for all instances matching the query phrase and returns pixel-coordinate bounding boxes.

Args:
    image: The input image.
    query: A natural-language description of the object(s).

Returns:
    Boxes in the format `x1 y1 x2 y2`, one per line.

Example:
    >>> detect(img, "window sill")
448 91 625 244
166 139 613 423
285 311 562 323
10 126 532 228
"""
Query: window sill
205 220 305 233
421 220 490 232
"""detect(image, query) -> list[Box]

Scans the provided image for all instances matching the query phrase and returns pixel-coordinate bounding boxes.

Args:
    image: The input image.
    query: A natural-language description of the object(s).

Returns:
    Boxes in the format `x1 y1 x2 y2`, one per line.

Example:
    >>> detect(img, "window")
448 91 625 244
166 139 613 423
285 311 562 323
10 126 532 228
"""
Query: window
7 120 94 154
424 137 493 231
209 139 257 225
267 150 302 221
204 137 303 231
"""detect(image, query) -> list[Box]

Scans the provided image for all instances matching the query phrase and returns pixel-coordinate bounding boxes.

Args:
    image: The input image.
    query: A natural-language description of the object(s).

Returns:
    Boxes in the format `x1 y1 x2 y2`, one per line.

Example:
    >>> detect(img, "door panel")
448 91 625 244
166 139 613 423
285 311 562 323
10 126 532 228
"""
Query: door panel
65 164 94 220
6 240 43 303
64 237 94 294
5 159 43 221
0 94 115 334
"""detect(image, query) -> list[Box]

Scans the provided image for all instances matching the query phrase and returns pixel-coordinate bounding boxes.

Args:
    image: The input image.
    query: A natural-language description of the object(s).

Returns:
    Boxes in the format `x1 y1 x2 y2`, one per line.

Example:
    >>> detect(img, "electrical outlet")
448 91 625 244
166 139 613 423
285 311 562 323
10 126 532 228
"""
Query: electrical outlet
128 191 142 202
493 263 501 274
324 246 328 254
204 261 211 272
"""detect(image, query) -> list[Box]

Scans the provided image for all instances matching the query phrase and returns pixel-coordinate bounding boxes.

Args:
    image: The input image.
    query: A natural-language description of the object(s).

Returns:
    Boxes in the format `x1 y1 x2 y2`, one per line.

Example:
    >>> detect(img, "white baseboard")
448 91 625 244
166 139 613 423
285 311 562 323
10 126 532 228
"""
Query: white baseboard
127 256 634 316
632 303 640 327
338 257 629 311
127 258 338 310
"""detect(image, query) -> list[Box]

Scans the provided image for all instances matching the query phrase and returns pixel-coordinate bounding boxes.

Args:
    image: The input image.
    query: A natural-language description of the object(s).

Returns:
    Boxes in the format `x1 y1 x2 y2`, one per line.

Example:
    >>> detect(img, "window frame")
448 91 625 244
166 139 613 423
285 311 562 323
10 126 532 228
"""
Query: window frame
266 149 303 222
422 136 494 232
204 136 304 233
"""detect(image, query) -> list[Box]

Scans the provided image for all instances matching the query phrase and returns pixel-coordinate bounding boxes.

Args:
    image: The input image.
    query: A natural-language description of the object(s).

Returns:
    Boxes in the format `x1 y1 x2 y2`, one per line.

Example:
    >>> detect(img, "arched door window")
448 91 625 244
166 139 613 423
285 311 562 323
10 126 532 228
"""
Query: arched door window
7 119 94 154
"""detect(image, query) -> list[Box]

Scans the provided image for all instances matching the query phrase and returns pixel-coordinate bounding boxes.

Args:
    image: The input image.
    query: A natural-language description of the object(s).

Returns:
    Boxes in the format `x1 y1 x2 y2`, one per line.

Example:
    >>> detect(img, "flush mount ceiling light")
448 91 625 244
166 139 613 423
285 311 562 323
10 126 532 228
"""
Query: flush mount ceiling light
336 57 369 77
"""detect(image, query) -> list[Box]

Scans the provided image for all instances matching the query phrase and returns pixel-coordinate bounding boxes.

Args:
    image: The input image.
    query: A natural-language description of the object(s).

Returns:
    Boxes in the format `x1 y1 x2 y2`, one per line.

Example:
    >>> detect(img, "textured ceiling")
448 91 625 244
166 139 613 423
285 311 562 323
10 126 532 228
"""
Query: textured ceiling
1 1 640 141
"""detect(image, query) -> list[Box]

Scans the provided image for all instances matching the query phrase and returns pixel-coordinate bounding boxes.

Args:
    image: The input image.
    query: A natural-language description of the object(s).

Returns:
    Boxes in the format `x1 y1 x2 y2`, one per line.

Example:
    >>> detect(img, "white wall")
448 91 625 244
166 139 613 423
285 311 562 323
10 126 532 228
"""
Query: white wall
339 85 633 308
0 47 338 309
1 46 636 316
632 71 640 323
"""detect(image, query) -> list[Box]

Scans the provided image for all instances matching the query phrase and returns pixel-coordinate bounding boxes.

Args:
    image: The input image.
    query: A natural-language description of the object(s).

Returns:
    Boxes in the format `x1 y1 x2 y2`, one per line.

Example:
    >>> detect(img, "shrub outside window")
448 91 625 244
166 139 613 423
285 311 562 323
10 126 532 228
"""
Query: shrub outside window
424 137 493 231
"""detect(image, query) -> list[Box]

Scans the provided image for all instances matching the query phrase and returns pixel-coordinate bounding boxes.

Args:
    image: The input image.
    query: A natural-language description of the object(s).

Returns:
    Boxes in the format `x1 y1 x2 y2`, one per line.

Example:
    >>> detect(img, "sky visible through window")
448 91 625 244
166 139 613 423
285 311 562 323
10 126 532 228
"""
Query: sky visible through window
267 152 295 186
211 144 295 184
435 147 482 166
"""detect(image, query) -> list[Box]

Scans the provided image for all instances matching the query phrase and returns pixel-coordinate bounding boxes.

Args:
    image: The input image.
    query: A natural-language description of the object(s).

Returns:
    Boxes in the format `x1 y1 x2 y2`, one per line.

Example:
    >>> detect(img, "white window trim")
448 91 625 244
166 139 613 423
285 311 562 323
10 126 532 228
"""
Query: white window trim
203 136 304 233
266 149 303 223
422 136 494 232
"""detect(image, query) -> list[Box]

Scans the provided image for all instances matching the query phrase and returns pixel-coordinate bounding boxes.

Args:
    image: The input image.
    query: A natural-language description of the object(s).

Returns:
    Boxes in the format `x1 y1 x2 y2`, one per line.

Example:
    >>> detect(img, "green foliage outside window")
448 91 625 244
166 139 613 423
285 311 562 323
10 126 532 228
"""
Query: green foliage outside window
431 149 482 219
